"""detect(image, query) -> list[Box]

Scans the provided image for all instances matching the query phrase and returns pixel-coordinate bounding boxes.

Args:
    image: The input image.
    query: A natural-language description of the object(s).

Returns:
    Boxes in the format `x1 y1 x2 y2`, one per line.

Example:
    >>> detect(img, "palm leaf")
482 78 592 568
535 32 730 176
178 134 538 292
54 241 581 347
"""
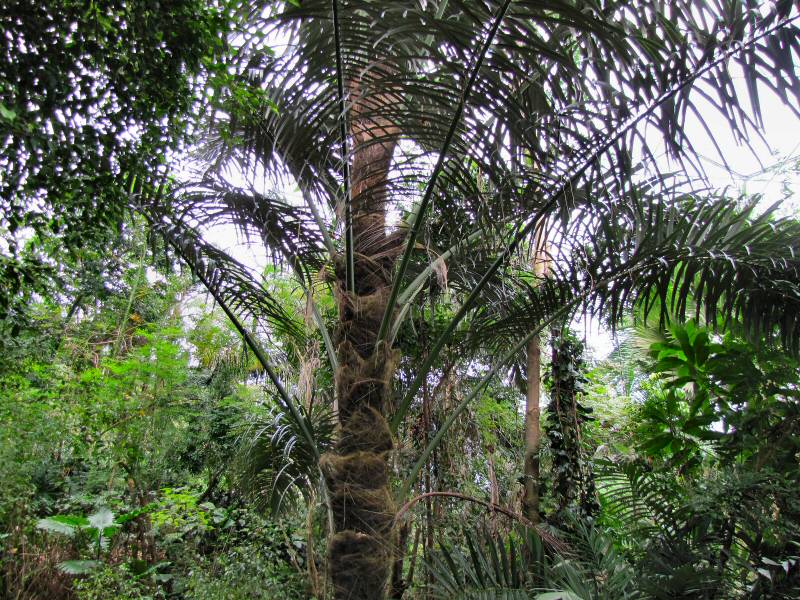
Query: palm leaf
132 189 324 476
176 179 329 280
427 526 545 600
234 401 336 514
161 220 302 335
467 189 800 356
215 1 799 225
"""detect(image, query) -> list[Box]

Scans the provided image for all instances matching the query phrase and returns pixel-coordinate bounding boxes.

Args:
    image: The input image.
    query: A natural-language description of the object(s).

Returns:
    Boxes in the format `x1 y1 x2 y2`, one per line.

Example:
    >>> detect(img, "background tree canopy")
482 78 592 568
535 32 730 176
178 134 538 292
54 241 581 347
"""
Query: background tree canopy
0 0 228 323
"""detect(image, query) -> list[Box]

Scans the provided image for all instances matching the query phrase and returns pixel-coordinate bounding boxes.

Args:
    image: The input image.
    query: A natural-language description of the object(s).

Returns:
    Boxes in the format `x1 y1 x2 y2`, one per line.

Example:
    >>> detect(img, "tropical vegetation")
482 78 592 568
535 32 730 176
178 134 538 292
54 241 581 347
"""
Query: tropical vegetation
2 0 800 598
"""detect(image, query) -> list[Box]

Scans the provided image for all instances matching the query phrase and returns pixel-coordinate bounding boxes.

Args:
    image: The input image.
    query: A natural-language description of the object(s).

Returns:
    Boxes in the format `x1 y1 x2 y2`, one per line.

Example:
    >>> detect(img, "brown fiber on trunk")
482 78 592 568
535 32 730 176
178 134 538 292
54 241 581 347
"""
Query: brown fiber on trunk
322 64 401 600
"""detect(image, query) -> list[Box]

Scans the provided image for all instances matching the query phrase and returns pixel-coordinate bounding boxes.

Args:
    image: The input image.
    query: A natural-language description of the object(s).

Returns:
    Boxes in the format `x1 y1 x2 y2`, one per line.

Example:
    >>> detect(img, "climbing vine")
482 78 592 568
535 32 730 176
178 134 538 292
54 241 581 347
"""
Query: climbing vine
544 332 600 520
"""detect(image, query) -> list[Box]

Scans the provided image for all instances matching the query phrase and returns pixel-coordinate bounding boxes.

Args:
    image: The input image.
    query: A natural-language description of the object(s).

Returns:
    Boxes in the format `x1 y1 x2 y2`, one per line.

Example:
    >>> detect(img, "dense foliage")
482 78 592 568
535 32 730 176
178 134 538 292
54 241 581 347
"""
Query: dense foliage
0 0 228 324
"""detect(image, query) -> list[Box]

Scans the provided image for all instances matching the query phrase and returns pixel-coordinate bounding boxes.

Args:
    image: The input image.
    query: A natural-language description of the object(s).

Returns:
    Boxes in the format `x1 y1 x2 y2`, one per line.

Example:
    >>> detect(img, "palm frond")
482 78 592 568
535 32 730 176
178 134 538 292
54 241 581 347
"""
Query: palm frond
167 177 340 368
595 459 689 546
331 0 355 292
427 526 547 600
593 195 800 351
235 401 336 515
467 190 800 357
534 517 641 600
594 459 729 598
428 523 641 600
149 216 305 343
139 199 325 463
175 179 328 281
211 0 799 232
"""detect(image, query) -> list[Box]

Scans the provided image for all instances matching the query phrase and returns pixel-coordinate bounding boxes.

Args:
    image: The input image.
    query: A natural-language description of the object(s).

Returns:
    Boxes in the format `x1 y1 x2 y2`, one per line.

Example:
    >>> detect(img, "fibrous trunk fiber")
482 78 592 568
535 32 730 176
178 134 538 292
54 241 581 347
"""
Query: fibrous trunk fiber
322 73 400 598
322 256 398 599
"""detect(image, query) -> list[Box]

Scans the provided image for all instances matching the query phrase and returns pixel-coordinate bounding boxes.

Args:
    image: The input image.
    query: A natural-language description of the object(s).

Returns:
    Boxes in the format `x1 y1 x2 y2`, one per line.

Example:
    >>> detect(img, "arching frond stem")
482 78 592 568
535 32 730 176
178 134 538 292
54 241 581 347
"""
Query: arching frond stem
331 0 354 292
165 235 319 462
311 299 338 371
169 232 336 533
302 185 337 258
375 0 515 344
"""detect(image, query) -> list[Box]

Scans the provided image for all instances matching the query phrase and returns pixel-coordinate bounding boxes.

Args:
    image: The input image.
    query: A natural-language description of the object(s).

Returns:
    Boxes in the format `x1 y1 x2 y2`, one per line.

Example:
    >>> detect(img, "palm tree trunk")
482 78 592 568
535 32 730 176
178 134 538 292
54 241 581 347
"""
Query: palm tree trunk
321 70 400 600
522 228 549 524
522 333 542 524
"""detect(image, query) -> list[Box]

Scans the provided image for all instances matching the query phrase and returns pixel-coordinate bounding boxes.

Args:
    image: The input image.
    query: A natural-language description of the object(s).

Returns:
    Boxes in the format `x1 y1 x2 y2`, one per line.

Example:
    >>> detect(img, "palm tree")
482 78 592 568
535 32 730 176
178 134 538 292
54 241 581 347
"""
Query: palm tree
138 2 800 598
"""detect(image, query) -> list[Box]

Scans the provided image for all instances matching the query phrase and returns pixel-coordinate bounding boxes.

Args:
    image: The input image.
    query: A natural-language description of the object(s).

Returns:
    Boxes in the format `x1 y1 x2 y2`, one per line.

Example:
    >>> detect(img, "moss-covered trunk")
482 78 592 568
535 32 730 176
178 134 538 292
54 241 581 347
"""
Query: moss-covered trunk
321 75 400 599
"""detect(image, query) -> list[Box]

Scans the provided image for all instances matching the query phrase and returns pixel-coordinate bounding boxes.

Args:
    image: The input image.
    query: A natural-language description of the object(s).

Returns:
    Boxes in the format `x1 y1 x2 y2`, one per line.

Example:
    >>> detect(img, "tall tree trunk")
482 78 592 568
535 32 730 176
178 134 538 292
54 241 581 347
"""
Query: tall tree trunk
487 444 502 535
321 67 401 600
522 333 542 524
522 228 549 524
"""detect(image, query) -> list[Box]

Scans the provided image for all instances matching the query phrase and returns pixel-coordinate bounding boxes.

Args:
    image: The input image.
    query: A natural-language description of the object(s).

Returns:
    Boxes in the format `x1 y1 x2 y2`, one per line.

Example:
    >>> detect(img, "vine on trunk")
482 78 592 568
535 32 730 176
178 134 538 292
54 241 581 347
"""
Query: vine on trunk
544 332 600 520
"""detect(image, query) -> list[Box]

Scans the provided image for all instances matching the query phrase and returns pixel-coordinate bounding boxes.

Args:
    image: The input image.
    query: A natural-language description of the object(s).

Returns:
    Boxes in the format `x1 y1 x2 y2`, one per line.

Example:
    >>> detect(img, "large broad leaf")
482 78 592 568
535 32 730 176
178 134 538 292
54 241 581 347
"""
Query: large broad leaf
36 515 89 537
88 508 118 549
57 560 104 575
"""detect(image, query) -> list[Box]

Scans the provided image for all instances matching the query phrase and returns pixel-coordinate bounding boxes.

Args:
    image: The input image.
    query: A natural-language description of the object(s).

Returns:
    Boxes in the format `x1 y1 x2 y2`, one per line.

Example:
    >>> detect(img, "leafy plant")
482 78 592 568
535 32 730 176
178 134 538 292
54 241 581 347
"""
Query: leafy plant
37 506 153 575
428 523 641 600
427 526 547 600
234 400 335 516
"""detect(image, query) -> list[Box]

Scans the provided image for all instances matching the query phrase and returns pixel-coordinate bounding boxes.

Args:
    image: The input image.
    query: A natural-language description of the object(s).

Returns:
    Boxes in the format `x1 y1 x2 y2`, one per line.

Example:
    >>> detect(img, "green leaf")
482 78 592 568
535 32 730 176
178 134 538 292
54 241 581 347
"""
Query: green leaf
696 429 725 441
640 432 674 453
693 331 710 365
57 560 103 575
688 390 708 418
88 508 115 531
37 515 90 536
683 415 714 430
0 103 16 122
672 325 694 363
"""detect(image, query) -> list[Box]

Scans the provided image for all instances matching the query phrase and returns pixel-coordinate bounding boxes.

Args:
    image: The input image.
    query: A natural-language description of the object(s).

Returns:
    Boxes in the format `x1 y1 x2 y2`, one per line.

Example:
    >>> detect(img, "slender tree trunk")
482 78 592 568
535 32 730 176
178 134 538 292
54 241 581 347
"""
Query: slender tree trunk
389 522 410 598
522 227 549 524
522 333 542 524
422 360 434 598
406 525 422 590
321 67 401 600
487 444 501 535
